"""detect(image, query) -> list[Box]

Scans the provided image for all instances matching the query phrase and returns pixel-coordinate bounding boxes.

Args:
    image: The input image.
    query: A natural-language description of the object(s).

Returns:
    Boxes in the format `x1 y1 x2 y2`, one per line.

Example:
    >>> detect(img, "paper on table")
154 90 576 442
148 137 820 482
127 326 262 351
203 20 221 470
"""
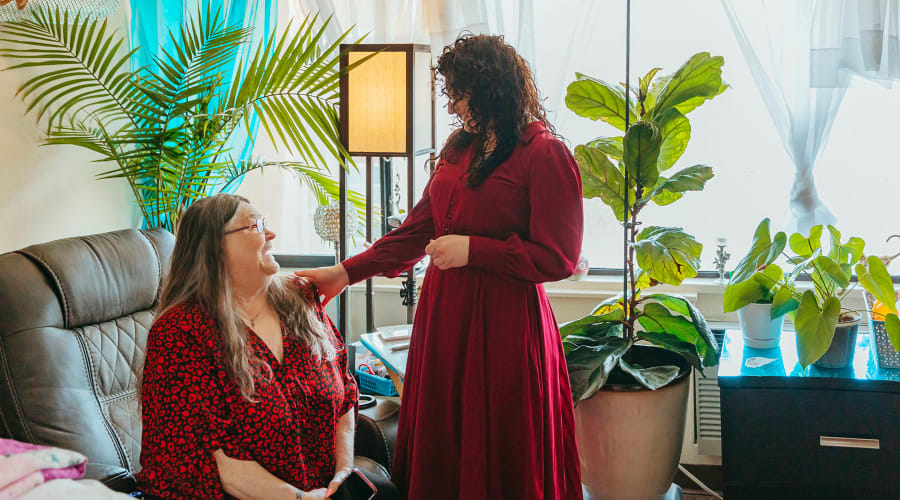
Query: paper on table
359 324 412 380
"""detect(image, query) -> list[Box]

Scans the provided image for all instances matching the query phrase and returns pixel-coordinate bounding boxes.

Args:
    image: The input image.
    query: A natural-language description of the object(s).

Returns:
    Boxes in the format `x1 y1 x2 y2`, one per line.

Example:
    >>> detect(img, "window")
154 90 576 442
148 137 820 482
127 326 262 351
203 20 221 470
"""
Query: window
536 0 900 274
243 0 900 276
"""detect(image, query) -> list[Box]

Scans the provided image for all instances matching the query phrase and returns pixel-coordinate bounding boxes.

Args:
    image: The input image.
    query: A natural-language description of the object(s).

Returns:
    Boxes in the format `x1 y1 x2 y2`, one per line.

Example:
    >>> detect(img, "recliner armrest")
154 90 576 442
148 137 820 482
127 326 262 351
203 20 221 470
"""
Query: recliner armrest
355 397 400 472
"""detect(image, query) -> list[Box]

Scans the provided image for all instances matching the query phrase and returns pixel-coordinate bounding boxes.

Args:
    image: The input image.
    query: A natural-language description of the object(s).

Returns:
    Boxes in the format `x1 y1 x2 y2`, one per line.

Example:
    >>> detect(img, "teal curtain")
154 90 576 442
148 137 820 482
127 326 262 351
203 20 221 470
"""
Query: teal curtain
129 0 276 195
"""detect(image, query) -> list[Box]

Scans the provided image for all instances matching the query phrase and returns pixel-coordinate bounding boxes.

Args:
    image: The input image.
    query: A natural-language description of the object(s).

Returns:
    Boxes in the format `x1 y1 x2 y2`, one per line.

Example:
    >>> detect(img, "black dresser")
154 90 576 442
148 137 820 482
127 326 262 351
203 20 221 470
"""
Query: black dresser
718 330 900 499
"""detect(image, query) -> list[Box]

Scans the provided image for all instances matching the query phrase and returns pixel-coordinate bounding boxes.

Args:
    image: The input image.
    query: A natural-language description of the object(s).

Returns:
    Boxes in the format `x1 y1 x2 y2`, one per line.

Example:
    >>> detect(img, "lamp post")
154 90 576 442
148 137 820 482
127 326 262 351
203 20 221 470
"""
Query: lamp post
338 43 435 340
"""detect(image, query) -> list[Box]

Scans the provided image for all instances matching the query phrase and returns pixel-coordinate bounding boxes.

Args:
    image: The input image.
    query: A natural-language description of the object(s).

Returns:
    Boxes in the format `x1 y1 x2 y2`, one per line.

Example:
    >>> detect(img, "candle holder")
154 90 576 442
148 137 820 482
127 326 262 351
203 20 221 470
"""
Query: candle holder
713 237 731 284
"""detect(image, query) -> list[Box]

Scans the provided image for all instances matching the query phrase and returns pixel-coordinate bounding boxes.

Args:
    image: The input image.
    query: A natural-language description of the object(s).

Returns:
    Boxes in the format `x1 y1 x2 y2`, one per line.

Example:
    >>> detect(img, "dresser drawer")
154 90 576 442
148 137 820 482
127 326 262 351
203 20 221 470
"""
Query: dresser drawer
721 387 900 496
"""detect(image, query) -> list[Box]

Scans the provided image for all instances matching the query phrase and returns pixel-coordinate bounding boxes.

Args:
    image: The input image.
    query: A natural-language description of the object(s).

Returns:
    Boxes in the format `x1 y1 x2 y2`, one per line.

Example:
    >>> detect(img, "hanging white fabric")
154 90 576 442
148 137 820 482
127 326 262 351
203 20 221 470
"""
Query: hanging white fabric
810 0 900 88
722 0 845 235
291 0 535 64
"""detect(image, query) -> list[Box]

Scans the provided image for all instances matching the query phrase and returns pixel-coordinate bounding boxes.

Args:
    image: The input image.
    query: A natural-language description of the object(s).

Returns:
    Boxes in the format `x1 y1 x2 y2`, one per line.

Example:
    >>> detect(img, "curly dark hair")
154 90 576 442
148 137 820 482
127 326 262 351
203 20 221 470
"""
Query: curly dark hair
436 33 554 187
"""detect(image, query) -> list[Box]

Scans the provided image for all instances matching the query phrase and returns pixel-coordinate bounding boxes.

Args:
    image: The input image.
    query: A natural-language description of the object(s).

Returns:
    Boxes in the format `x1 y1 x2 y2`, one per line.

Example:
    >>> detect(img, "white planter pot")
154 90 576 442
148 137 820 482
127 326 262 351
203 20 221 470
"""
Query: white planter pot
575 347 690 500
737 303 784 349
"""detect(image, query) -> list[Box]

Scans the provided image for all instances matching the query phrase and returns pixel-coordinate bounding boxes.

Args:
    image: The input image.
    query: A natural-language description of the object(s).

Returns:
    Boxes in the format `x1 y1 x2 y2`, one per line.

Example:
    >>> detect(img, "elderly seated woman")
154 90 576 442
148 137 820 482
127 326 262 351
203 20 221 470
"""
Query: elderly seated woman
137 194 361 500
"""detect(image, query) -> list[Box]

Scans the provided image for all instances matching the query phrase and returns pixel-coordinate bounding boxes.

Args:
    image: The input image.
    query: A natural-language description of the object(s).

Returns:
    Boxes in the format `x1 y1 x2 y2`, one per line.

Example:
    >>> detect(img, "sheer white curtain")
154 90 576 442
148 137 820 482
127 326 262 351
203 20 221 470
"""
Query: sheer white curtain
722 0 846 234
811 0 900 88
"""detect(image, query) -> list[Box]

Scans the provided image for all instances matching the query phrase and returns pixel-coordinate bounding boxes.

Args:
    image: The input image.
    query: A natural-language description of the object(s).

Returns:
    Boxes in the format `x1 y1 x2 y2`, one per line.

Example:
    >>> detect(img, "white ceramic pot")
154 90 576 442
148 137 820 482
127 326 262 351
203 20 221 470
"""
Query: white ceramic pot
737 303 784 349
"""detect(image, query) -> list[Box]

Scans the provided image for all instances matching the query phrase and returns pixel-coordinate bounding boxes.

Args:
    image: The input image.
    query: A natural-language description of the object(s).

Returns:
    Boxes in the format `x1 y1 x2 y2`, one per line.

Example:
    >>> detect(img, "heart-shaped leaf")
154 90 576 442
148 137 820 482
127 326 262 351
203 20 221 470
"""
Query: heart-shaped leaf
722 263 783 313
771 284 800 318
815 255 850 289
789 225 823 257
728 218 787 285
794 292 840 368
856 256 896 312
885 313 900 353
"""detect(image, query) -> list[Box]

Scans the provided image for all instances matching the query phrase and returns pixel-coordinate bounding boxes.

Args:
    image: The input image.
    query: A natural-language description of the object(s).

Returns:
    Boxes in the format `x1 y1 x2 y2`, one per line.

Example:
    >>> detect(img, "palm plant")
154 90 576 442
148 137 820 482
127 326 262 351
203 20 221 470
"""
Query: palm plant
0 8 367 231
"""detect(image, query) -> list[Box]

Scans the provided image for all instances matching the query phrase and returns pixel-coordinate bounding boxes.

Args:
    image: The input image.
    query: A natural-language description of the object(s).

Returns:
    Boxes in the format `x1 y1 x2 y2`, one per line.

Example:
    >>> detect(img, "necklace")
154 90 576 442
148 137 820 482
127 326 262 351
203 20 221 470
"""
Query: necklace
243 310 262 329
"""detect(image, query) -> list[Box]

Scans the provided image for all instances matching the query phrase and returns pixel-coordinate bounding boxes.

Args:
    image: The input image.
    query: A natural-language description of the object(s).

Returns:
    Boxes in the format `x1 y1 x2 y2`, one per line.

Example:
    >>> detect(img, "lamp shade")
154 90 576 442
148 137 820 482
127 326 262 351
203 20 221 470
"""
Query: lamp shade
340 44 432 157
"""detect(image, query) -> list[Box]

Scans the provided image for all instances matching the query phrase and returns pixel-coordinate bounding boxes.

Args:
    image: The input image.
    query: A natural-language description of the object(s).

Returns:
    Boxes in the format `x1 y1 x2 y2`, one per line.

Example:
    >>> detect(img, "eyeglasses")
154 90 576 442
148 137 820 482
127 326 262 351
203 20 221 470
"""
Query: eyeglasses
225 217 267 235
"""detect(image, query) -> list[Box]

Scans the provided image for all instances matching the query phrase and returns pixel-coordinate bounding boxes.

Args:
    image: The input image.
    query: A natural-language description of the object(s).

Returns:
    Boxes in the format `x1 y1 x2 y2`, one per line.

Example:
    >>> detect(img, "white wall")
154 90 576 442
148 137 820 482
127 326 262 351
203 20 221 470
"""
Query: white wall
0 3 139 254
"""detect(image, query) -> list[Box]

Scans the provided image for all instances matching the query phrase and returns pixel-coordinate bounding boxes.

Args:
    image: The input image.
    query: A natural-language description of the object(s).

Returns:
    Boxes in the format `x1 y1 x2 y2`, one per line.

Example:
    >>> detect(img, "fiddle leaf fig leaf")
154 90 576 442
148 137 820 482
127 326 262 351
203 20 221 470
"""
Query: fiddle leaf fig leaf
566 75 638 131
574 145 631 221
618 358 681 391
586 136 624 160
623 120 661 188
652 52 725 117
673 80 729 115
565 336 629 402
634 226 702 286
655 108 691 171
639 67 662 97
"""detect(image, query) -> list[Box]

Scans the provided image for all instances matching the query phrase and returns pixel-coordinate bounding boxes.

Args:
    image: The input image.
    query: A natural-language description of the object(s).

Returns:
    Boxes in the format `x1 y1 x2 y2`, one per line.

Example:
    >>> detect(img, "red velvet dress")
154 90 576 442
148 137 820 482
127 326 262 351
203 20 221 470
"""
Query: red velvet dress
137 280 357 499
342 122 584 499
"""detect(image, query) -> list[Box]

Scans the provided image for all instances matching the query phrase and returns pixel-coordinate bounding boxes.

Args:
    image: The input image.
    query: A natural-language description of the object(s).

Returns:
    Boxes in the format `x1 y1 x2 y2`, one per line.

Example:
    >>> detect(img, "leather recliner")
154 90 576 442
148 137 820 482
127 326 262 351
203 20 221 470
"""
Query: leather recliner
0 228 399 495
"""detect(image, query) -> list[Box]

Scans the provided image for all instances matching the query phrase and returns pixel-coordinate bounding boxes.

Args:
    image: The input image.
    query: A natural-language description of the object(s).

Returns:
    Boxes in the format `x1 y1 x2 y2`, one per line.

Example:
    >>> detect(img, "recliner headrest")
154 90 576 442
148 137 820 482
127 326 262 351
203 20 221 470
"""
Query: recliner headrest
16 228 174 329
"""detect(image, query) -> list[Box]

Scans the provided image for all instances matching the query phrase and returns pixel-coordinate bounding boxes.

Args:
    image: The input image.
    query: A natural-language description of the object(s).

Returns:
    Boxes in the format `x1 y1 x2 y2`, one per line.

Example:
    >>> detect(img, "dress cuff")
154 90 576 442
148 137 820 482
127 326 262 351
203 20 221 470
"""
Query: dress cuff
342 249 378 285
467 235 508 271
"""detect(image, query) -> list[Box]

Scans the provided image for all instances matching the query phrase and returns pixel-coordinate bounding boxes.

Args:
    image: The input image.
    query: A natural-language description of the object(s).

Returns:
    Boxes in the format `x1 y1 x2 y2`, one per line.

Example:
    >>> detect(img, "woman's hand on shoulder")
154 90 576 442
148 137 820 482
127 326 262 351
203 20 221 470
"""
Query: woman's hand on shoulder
293 265 349 306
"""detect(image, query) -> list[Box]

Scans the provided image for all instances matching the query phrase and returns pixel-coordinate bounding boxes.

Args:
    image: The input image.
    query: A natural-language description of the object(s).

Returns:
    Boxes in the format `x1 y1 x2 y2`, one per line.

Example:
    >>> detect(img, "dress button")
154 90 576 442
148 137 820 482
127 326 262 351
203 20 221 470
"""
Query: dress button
443 225 450 232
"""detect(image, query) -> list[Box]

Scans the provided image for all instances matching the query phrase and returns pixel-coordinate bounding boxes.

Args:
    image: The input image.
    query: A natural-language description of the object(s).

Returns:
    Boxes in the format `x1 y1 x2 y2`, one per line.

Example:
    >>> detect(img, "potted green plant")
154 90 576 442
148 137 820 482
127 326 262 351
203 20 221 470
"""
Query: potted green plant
0 8 367 231
563 52 725 500
782 225 898 368
723 218 799 348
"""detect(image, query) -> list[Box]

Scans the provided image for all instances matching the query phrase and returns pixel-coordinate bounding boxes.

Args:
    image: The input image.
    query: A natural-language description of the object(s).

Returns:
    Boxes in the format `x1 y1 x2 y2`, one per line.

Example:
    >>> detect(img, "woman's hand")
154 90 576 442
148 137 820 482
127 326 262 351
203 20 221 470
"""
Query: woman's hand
298 488 328 500
324 467 352 497
293 264 349 306
425 235 470 270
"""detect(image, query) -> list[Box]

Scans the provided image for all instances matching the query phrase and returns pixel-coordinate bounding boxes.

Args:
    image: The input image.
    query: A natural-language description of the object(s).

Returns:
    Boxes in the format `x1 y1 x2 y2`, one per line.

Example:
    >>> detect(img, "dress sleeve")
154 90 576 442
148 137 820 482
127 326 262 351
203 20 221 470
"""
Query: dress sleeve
341 173 436 285
467 138 584 284
139 305 235 499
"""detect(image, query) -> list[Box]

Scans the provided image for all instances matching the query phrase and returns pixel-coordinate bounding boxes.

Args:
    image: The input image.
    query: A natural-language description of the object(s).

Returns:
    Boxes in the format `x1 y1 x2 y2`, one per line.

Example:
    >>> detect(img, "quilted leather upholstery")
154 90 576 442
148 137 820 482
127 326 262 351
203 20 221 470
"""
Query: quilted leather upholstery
0 228 173 490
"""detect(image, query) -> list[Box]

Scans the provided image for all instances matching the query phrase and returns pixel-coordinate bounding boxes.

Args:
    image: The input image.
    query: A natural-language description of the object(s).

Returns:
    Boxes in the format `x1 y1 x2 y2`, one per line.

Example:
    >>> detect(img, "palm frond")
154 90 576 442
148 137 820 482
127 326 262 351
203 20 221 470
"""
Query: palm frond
0 7 139 130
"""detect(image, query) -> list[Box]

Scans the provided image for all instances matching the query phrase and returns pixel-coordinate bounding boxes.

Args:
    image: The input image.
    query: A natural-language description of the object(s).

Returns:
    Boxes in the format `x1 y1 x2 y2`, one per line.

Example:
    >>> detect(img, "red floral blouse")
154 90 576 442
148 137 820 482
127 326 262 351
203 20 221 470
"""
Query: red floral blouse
137 279 358 499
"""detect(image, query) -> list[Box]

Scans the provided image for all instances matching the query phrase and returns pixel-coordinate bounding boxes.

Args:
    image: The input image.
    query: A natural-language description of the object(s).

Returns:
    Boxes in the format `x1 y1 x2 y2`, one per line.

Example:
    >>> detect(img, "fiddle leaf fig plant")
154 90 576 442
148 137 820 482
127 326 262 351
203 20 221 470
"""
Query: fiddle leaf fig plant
726 219 900 367
562 53 726 400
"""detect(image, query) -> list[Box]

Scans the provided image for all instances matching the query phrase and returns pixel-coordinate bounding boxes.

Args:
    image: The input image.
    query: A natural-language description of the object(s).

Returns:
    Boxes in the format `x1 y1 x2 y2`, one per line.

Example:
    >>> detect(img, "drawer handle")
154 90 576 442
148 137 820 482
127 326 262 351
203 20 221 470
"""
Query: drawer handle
819 436 880 450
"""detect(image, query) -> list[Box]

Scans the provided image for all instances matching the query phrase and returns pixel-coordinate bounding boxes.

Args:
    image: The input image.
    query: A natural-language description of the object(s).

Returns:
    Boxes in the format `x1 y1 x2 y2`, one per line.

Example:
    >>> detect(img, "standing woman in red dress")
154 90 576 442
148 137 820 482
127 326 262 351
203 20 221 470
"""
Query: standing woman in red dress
298 33 584 499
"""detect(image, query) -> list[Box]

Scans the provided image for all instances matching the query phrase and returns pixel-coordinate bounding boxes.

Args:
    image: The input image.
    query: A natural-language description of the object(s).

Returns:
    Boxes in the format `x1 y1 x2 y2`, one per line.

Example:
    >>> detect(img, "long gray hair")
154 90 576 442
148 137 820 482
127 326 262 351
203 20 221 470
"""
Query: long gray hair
155 194 335 400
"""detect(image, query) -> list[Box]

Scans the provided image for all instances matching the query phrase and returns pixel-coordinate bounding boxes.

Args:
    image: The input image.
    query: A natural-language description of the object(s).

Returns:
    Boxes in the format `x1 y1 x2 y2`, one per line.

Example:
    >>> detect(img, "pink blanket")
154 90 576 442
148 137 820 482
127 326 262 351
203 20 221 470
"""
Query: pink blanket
0 439 86 500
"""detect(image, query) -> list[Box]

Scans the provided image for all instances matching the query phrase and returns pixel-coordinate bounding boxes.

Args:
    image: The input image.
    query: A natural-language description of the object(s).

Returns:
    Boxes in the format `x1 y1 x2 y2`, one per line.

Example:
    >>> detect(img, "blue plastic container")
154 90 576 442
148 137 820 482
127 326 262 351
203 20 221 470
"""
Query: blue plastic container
356 369 398 396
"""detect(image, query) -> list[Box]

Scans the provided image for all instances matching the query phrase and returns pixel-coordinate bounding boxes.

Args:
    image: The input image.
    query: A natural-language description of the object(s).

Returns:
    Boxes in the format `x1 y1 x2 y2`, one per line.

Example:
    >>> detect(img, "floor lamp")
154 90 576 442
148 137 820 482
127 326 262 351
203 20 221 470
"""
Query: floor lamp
338 43 435 341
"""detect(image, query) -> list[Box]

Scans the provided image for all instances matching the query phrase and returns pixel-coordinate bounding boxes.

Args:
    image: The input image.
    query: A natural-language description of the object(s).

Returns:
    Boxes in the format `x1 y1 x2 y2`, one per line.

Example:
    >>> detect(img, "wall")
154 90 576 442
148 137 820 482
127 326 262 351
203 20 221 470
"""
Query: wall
0 3 139 254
